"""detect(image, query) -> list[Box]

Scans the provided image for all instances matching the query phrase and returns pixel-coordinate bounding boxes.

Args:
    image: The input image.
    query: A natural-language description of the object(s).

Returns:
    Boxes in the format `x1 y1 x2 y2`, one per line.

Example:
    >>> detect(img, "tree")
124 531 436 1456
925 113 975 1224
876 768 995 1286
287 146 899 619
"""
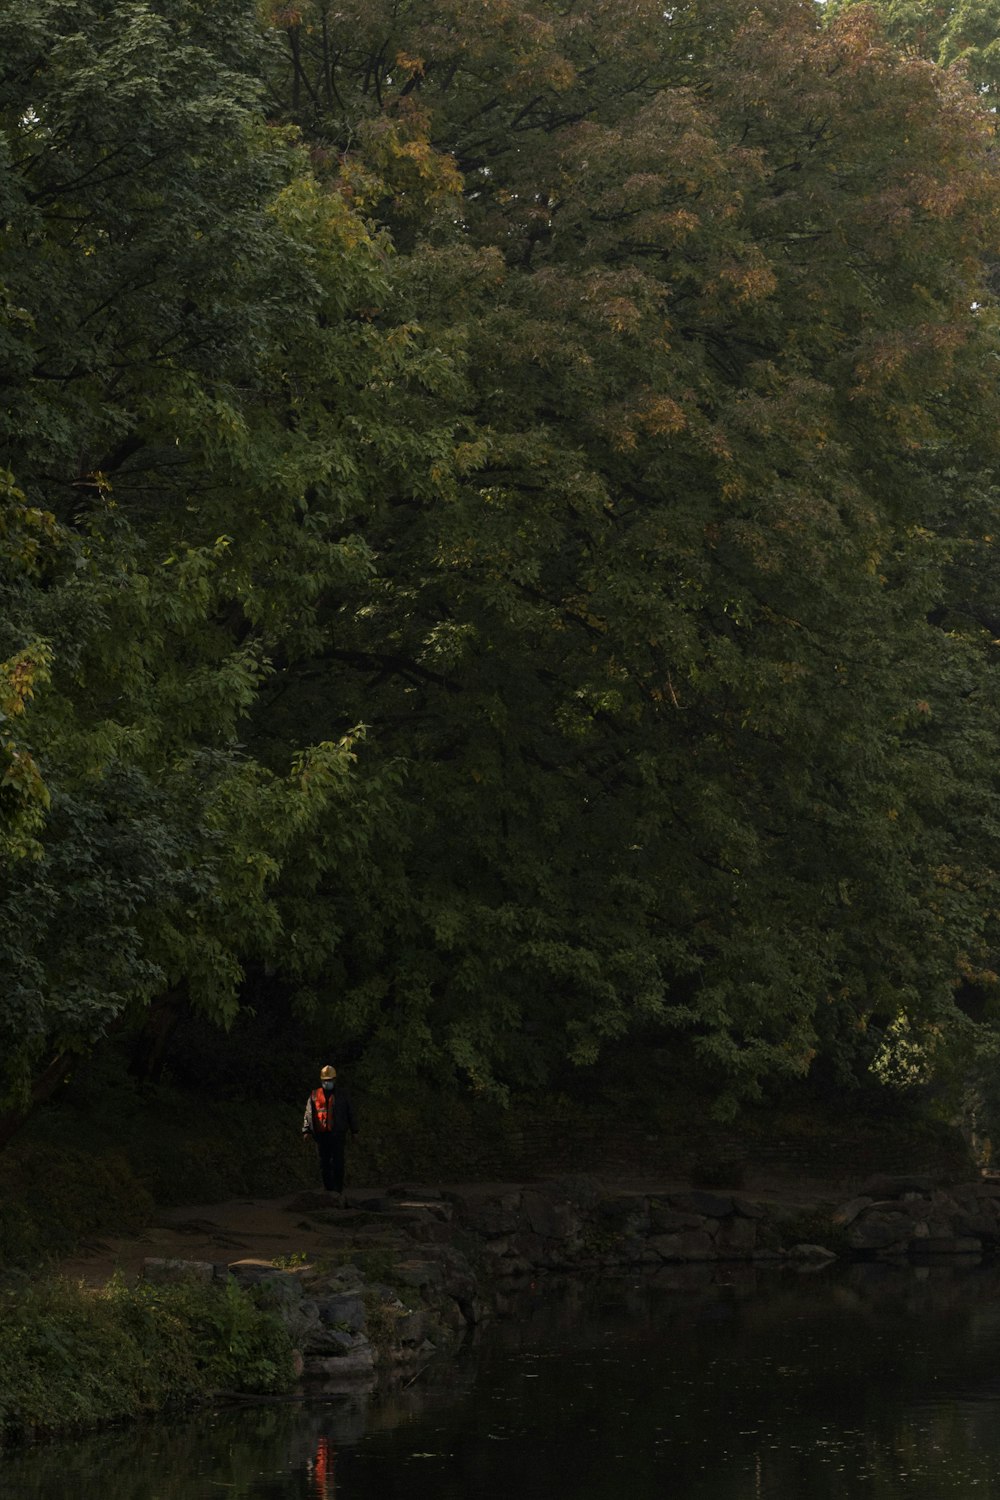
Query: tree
0 0 457 1120
830 1 1000 117
255 0 1000 1107
6 0 1000 1125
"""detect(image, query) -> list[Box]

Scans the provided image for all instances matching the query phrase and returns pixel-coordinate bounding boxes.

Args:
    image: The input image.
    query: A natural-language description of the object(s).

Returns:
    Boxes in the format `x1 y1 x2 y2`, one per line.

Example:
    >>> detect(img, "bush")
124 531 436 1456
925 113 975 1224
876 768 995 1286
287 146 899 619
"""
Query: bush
0 1147 154 1267
0 1275 296 1443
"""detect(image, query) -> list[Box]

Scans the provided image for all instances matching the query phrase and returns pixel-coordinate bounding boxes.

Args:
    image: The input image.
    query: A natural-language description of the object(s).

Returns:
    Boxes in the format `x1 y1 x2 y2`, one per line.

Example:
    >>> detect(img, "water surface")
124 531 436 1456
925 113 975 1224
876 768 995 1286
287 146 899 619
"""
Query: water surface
7 1262 1000 1499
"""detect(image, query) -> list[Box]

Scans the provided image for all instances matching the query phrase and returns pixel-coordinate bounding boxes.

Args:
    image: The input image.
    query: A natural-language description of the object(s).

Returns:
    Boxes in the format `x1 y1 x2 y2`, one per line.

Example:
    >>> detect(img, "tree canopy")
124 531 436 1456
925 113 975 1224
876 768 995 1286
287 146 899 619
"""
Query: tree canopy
4 0 1000 1124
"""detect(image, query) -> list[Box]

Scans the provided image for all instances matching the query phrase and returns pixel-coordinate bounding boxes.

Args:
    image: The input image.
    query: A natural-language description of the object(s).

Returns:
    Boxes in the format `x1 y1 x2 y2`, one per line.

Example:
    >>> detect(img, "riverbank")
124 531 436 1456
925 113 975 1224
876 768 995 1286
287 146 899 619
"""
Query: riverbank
5 1165 1000 1445
0 1063 984 1445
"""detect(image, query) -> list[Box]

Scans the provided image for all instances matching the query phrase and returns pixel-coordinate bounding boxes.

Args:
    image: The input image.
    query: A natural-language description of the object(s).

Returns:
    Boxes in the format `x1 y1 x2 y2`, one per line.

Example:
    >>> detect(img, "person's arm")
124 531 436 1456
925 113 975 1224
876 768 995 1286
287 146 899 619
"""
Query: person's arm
302 1098 313 1136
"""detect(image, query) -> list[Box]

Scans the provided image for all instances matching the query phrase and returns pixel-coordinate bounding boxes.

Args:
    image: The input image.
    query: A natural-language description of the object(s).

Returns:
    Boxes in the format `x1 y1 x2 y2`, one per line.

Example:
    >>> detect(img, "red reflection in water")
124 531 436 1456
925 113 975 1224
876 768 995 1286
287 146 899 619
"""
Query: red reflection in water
308 1436 336 1500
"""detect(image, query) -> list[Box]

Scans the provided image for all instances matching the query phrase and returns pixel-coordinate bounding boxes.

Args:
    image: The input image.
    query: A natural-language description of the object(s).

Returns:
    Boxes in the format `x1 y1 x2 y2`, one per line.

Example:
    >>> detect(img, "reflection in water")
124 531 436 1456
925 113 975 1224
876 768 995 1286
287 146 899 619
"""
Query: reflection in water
310 1434 335 1500
7 1262 1000 1499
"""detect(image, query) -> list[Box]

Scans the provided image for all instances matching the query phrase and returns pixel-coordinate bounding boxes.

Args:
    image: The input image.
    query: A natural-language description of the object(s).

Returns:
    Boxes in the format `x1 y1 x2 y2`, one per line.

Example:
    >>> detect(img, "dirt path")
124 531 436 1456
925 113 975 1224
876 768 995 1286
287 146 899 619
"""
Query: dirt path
56 1188 391 1286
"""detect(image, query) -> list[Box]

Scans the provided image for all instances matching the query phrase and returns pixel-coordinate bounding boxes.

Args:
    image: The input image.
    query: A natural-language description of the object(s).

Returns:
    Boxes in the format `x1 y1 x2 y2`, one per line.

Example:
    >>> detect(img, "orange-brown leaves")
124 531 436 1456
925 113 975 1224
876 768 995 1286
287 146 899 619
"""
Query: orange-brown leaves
337 109 464 218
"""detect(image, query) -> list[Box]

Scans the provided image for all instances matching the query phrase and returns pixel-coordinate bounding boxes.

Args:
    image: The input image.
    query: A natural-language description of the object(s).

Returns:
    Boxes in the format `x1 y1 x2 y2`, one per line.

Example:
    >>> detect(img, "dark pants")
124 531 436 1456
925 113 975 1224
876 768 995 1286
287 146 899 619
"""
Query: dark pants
315 1131 347 1193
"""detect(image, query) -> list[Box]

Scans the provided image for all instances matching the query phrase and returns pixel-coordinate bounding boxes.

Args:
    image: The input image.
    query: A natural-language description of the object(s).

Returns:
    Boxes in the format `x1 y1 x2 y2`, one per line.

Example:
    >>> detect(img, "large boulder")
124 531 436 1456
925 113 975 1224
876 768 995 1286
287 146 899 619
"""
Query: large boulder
521 1190 583 1242
832 1196 874 1228
714 1216 758 1257
844 1211 912 1252
445 1186 523 1237
649 1230 717 1262
391 1259 445 1291
307 1327 366 1355
228 1260 304 1297
649 1204 708 1235
316 1292 367 1333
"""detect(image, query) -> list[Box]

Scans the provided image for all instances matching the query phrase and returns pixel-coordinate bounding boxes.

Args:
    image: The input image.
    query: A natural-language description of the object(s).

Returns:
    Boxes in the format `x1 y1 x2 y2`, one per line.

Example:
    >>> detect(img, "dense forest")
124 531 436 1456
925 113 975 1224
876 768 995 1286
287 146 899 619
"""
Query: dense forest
4 0 1000 1137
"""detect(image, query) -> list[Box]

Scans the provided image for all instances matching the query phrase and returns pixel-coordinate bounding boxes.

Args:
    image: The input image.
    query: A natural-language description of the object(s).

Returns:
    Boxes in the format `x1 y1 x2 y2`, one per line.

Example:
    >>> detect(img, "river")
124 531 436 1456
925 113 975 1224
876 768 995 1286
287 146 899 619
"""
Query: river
6 1260 1000 1499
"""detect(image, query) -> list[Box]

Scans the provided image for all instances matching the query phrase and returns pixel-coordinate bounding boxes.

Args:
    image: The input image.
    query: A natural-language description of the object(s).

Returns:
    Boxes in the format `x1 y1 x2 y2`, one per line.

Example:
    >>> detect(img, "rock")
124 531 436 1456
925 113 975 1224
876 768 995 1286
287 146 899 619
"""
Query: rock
753 1222 784 1254
595 1194 649 1226
670 1191 735 1219
714 1216 758 1257
625 1242 664 1266
521 1191 582 1241
859 1174 936 1198
395 1310 429 1342
324 1265 366 1289
480 1235 516 1261
284 1300 324 1345
432 1247 477 1302
913 1236 982 1255
865 1198 927 1221
227 1260 304 1296
956 1216 1000 1242
649 1230 717 1262
392 1259 445 1290
369 1283 406 1307
142 1257 216 1285
832 1196 874 1228
446 1187 523 1237
845 1212 912 1252
307 1328 362 1354
304 1348 375 1379
648 1204 708 1234
548 1174 603 1207
386 1184 444 1202
316 1293 367 1333
510 1231 547 1266
791 1243 837 1261
732 1197 767 1221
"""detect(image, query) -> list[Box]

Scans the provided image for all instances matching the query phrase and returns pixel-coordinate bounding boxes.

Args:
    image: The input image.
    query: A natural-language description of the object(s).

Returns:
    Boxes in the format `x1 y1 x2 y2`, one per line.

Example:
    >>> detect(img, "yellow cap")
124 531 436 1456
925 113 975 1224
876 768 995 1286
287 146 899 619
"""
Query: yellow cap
319 1064 336 1081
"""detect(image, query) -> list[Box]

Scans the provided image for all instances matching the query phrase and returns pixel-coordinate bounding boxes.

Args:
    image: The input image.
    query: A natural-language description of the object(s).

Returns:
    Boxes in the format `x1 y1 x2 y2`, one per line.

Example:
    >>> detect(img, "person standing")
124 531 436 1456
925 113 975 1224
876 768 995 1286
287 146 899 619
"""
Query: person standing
302 1064 358 1202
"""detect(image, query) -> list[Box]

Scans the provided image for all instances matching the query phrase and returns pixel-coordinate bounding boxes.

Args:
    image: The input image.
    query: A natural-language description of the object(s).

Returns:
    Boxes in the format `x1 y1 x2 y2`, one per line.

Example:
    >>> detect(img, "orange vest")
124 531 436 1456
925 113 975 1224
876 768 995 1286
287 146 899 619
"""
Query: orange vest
311 1086 335 1132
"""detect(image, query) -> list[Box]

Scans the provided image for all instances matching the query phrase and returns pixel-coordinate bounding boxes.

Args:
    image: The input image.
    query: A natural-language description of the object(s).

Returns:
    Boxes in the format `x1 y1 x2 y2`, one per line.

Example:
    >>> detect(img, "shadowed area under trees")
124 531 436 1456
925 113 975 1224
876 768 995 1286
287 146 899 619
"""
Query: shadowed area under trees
4 0 1000 1143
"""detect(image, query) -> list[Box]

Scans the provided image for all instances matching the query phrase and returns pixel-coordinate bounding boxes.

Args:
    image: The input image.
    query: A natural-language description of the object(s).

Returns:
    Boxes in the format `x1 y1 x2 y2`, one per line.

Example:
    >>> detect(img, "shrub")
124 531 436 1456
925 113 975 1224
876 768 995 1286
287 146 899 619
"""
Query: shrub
0 1275 296 1443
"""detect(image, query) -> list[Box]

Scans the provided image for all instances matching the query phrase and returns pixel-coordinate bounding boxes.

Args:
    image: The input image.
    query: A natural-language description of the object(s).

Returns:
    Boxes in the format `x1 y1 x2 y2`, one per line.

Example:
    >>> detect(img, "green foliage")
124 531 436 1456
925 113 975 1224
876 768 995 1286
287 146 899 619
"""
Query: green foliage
0 1146 153 1268
252 0 1000 1110
362 1287 410 1355
172 1276 294 1394
0 1274 295 1442
5 0 1000 1127
831 1 1000 117
0 0 449 1111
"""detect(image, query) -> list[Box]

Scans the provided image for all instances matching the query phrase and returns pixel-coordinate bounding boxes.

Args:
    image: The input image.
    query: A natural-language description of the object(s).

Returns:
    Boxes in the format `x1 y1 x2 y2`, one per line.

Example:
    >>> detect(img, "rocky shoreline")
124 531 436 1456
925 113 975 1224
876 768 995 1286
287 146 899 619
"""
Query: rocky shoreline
138 1171 1000 1389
